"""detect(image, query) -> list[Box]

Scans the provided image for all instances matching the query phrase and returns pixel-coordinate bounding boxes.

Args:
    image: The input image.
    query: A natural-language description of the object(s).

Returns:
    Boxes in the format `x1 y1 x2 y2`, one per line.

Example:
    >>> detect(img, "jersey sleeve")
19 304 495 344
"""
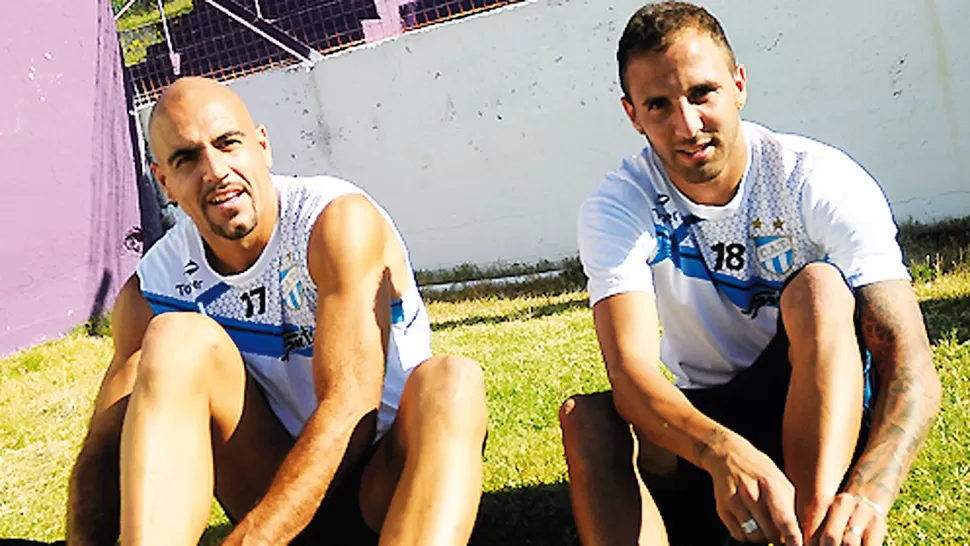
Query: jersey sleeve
801 150 910 289
578 178 658 306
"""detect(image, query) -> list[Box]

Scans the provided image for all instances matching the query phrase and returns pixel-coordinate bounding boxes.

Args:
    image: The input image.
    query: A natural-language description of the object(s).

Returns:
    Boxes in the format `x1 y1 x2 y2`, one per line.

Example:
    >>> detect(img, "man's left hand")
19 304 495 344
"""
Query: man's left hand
810 492 887 546
220 519 276 546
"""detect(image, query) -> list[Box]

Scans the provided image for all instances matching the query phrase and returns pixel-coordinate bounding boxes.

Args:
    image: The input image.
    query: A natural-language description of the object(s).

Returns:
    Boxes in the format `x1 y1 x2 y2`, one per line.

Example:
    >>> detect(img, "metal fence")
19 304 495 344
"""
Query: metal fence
117 0 523 109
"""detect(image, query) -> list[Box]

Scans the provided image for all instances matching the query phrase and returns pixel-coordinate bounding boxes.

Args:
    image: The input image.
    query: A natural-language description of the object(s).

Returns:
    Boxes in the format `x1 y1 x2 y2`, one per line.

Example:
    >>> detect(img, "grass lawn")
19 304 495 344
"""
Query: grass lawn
1 220 968 545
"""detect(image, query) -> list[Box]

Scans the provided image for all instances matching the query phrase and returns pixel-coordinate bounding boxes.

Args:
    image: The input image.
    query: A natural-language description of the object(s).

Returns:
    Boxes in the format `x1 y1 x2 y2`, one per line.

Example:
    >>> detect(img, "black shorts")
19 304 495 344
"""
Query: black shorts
649 309 878 546
222 437 381 546
292 438 382 546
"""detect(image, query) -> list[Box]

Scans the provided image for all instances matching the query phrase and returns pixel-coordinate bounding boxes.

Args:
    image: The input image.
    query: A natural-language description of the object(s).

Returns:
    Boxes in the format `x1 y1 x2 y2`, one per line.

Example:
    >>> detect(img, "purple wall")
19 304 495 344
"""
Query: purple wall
0 0 141 355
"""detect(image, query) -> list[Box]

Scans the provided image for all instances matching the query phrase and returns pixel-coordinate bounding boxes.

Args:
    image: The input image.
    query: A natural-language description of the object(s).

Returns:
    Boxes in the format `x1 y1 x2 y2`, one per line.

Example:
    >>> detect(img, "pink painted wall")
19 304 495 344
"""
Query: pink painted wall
362 0 413 42
0 0 141 355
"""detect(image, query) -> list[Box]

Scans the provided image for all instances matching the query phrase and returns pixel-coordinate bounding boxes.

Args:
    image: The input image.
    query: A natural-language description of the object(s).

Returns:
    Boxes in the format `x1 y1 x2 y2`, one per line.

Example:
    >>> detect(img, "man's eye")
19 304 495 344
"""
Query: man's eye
180 154 198 167
690 87 716 103
647 100 668 111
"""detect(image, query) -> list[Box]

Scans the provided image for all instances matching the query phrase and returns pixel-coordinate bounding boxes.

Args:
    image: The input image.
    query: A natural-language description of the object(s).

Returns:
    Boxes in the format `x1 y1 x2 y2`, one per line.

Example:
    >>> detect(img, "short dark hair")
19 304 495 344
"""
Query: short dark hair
617 1 736 98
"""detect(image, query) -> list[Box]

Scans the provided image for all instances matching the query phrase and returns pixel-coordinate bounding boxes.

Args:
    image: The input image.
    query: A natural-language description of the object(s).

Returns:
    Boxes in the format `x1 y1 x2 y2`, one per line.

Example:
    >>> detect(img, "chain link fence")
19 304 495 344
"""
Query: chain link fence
116 0 523 109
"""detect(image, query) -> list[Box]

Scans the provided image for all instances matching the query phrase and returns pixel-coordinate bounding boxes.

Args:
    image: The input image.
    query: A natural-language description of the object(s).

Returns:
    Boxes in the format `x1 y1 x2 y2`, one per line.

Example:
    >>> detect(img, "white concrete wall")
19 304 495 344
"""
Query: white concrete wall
222 0 968 270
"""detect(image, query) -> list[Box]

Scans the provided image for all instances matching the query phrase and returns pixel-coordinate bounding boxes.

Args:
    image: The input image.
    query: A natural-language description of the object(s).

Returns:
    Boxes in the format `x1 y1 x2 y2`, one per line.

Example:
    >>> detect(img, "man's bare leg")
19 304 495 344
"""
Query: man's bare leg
358 355 488 545
67 396 129 546
559 392 668 546
781 263 865 538
119 312 286 546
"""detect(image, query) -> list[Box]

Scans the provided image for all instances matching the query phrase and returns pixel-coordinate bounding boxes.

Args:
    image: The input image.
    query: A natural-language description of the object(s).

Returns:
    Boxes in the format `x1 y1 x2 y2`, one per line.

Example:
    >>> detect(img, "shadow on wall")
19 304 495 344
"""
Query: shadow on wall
83 0 142 330
86 270 113 336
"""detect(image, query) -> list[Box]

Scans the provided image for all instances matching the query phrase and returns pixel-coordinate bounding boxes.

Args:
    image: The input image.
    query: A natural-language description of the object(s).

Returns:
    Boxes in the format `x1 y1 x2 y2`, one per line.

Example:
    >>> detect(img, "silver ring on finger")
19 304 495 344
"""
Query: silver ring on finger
848 525 864 537
741 518 759 535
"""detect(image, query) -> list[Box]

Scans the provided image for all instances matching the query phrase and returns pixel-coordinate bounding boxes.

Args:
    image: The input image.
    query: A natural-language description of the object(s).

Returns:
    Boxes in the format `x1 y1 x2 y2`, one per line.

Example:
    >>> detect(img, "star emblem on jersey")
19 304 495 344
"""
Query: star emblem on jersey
773 218 785 230
755 236 794 275
752 218 762 230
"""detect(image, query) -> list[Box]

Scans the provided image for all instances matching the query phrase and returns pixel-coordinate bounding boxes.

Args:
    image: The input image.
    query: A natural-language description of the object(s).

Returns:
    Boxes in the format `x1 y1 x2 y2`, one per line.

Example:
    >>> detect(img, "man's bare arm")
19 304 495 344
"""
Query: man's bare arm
846 279 941 506
226 195 391 544
595 291 802 545
67 275 154 546
595 291 725 467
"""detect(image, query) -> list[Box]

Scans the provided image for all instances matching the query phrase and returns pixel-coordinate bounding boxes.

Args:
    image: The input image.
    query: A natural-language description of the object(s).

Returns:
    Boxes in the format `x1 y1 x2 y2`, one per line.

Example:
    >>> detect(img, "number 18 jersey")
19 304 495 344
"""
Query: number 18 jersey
578 122 909 388
136 174 432 439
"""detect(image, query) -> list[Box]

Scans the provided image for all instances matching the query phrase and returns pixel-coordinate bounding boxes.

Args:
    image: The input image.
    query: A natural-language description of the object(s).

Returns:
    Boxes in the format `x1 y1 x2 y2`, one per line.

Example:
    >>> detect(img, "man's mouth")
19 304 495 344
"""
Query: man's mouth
678 141 715 162
206 188 245 209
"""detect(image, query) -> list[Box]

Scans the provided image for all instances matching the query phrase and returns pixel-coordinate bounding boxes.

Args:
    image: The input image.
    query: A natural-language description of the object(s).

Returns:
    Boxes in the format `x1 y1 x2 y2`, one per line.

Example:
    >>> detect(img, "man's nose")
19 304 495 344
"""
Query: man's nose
199 146 230 183
672 98 703 140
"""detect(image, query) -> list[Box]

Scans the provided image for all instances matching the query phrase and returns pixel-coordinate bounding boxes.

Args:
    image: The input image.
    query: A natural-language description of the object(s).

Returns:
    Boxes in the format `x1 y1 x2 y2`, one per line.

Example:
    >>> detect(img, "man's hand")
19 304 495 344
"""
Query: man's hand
702 430 803 545
221 519 275 546
810 492 887 546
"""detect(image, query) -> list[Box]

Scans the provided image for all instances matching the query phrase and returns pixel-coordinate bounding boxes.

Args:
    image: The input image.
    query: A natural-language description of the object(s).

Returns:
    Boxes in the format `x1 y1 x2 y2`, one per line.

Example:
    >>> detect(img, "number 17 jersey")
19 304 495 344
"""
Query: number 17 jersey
136 174 432 439
578 122 909 389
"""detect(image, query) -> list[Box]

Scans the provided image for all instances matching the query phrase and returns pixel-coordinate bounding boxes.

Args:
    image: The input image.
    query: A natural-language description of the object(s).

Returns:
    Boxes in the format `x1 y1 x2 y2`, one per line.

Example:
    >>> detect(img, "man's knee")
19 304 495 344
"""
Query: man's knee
781 262 854 320
137 312 234 391
405 355 487 434
559 392 621 451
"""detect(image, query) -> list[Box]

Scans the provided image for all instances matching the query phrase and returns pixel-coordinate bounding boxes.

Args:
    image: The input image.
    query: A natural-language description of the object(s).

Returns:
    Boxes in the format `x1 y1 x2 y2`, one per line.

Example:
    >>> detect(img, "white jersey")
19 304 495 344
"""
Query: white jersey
579 121 909 388
136 174 432 438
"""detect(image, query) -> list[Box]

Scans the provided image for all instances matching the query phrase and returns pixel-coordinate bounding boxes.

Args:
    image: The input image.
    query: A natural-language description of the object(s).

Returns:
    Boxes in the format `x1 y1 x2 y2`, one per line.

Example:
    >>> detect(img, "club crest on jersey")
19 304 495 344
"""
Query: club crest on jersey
755 236 794 275
280 267 304 311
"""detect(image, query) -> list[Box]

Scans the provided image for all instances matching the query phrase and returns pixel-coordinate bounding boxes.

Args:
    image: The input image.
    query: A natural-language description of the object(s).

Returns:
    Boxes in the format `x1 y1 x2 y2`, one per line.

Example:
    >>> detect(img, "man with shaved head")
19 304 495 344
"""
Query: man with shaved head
66 77 488 546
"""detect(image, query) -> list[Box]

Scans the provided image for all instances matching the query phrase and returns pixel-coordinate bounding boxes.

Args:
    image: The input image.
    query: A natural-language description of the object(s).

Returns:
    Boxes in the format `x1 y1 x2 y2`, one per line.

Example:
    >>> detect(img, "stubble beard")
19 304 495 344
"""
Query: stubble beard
208 207 258 241
665 141 725 186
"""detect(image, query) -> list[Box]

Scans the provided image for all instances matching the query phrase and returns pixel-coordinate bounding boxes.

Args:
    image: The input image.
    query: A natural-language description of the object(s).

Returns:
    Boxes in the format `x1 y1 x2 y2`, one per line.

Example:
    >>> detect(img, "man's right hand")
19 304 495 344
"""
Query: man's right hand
702 431 803 545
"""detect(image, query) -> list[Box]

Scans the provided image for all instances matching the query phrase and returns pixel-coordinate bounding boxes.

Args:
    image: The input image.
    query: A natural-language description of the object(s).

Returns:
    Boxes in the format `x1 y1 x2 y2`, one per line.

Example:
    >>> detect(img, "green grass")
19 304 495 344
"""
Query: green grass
2 221 969 544
116 0 194 31
116 0 195 66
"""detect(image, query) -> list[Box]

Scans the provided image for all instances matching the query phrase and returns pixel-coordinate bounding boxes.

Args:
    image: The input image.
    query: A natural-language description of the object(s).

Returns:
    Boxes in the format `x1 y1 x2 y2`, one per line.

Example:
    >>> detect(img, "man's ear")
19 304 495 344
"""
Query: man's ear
621 97 645 135
255 124 273 169
734 63 748 110
150 162 176 203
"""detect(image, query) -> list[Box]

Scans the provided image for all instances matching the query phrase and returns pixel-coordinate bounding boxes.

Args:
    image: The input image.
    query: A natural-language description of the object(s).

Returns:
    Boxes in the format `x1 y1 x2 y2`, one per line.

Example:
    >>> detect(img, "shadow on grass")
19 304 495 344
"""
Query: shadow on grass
199 523 232 546
920 294 970 344
0 526 243 546
432 298 588 332
471 482 578 546
421 267 588 305
192 483 578 546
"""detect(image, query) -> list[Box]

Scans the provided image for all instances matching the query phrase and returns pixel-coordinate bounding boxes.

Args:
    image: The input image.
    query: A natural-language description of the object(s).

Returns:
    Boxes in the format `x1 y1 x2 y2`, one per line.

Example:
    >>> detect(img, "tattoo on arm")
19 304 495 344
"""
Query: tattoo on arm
849 281 941 504
694 426 728 466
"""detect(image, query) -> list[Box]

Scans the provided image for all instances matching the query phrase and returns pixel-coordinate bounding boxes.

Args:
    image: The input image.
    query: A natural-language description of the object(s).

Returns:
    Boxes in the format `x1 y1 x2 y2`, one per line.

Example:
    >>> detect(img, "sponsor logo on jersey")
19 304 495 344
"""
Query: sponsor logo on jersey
280 267 304 311
175 279 204 296
742 288 780 319
282 324 314 361
755 236 794 275
184 260 199 276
